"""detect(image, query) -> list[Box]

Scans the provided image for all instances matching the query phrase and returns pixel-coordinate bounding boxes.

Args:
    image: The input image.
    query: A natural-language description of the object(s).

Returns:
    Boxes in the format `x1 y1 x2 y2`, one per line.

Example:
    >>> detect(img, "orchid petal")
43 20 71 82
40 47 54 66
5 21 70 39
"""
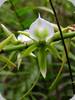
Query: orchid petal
29 15 54 40
18 15 54 41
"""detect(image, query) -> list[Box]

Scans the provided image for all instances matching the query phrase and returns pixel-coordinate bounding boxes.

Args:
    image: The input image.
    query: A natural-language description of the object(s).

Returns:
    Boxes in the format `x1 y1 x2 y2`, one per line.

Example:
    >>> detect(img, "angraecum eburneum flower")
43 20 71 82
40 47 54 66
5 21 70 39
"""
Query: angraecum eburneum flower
17 14 54 43
17 14 55 78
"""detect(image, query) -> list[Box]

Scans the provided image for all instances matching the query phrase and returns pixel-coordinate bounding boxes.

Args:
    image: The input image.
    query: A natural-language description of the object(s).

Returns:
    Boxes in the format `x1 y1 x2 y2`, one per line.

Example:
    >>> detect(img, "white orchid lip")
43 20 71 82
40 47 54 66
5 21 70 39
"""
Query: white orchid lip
18 15 54 42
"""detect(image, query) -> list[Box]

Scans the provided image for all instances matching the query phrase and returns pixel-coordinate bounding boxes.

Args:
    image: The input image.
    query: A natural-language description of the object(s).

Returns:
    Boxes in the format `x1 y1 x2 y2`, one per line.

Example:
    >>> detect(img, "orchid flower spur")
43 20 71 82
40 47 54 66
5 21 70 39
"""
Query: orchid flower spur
17 15 54 42
0 0 7 7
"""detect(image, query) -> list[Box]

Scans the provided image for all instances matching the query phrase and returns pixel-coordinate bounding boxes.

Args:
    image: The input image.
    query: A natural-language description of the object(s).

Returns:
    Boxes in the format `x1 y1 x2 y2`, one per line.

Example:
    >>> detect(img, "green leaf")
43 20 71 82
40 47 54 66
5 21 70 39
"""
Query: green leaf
0 55 16 67
48 44 61 60
0 34 13 51
22 44 37 57
1 24 13 36
1 24 17 42
35 6 54 14
17 53 22 70
3 44 26 51
0 71 15 75
38 49 47 78
69 52 75 61
18 31 30 37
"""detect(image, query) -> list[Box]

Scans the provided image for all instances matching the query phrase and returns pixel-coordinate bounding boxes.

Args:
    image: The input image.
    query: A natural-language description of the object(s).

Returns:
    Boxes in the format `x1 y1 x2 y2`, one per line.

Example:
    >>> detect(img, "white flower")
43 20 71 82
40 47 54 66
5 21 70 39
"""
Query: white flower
70 95 75 100
0 0 7 7
18 15 54 42
29 15 54 40
0 94 6 100
68 0 75 6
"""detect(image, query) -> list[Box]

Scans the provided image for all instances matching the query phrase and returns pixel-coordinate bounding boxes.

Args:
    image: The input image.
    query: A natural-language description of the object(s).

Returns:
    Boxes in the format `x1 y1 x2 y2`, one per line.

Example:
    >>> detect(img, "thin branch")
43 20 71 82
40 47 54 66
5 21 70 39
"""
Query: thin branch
49 0 75 94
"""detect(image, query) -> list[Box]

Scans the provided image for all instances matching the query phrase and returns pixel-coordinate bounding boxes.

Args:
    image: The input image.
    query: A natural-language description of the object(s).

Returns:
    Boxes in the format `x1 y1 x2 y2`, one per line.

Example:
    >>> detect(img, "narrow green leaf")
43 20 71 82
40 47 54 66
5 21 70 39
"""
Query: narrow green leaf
38 49 47 78
0 71 14 75
48 44 61 60
49 50 66 91
35 6 54 14
22 44 37 57
30 53 36 58
2 51 17 69
1 24 12 36
1 24 17 42
17 53 22 70
18 31 30 37
0 34 13 51
69 52 75 61
3 44 26 51
0 55 16 67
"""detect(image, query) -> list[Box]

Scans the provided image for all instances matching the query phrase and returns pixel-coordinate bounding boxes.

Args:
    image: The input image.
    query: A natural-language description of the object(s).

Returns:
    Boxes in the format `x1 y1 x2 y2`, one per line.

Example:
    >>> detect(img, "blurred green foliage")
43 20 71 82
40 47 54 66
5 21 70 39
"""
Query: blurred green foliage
0 0 75 100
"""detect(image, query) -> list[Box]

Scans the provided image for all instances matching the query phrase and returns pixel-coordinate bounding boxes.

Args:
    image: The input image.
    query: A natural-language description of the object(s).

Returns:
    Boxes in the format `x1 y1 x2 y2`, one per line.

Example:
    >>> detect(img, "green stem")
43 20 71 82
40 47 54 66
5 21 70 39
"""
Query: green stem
51 31 75 42
19 72 40 100
3 44 26 51
1 31 75 52
32 92 47 99
49 61 65 91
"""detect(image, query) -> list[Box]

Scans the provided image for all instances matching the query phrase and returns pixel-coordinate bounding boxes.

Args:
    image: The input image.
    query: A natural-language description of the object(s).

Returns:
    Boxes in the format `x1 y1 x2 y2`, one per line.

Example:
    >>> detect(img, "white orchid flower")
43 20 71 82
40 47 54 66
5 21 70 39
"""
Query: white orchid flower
0 94 6 100
0 0 7 7
17 15 54 42
70 95 75 100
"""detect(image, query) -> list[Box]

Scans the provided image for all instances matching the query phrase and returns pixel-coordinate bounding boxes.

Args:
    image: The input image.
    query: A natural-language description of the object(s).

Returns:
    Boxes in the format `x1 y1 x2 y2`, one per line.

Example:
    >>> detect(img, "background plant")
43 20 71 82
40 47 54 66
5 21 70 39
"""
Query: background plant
0 0 75 100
